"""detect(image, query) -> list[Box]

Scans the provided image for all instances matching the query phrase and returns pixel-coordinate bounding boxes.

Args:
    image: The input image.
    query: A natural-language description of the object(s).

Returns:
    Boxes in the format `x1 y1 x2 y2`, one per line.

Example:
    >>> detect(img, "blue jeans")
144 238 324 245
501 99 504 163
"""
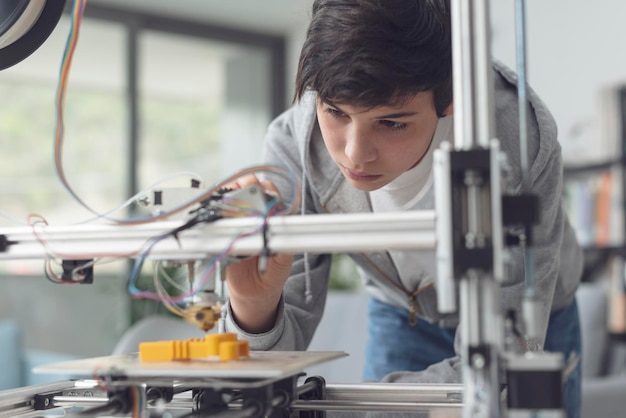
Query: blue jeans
364 297 581 418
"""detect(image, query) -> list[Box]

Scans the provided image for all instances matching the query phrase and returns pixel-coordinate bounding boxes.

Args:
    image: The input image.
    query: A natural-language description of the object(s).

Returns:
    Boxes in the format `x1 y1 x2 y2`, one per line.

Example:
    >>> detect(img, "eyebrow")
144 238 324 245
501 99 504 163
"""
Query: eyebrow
328 103 418 119
375 112 418 119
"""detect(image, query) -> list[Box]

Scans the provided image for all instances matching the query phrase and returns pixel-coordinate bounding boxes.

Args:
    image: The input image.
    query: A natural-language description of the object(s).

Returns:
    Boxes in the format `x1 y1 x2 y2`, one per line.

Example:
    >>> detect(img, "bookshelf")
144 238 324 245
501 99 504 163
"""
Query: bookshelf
562 85 626 339
563 86 626 273
563 164 623 250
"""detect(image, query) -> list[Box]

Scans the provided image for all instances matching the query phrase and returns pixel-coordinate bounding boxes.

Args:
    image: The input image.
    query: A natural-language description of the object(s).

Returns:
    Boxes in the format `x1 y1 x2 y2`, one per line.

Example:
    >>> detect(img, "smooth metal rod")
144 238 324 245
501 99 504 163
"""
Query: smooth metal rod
291 400 463 412
515 0 531 192
53 395 109 405
515 0 538 303
324 383 463 403
296 379 319 397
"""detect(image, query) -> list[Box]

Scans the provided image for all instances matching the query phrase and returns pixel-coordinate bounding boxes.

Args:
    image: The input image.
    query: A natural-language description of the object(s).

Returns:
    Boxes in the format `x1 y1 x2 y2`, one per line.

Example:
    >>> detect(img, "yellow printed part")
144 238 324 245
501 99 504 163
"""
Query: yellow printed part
219 333 237 342
219 341 240 361
139 341 177 362
238 340 250 357
217 339 250 361
189 338 211 358
204 334 222 356
138 333 250 362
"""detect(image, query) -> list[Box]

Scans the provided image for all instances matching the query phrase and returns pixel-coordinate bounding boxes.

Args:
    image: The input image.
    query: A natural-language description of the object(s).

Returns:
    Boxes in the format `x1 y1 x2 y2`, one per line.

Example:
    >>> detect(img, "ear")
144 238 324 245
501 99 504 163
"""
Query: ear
442 102 454 117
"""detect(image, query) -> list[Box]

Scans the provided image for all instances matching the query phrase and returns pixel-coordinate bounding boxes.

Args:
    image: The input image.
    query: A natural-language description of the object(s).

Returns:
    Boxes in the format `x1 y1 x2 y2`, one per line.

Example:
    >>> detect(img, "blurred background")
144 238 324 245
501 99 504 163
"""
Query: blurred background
0 0 625 391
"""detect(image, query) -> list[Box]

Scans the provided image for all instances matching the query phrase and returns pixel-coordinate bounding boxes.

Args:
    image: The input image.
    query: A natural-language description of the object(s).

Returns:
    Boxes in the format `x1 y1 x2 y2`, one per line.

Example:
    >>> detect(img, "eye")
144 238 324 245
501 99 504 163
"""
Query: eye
379 120 408 130
324 107 345 118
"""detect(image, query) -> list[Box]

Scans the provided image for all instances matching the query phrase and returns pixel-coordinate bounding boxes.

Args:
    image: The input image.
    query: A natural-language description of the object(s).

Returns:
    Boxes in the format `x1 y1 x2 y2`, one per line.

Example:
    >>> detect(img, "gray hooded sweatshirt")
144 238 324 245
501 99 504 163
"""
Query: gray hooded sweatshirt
224 62 582 401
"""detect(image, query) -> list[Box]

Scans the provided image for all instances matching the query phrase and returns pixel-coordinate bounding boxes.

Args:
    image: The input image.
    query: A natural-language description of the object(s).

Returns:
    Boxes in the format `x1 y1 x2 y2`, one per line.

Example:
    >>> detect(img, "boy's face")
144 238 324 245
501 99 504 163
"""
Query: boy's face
316 91 442 192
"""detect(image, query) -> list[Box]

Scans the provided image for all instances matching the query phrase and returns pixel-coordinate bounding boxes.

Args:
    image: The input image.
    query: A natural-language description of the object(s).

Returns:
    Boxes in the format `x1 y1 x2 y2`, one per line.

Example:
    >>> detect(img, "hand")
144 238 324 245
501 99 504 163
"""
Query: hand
224 175 294 333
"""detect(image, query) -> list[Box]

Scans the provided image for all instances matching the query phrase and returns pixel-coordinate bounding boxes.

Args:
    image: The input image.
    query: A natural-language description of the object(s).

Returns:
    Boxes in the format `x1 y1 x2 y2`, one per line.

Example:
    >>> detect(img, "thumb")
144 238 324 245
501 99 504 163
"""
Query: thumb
262 252 294 280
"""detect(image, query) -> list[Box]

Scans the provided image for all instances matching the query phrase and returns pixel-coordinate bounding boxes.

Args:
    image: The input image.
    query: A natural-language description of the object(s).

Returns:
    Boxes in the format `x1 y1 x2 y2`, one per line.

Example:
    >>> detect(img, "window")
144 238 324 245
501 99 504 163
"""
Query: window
0 5 285 357
0 17 127 273
137 30 273 189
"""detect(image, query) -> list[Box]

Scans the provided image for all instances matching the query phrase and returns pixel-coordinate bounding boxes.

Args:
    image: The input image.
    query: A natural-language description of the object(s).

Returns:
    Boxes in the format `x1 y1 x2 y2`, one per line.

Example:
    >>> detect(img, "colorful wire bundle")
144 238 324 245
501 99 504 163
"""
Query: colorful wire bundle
126 178 292 316
129 386 146 418
54 0 89 212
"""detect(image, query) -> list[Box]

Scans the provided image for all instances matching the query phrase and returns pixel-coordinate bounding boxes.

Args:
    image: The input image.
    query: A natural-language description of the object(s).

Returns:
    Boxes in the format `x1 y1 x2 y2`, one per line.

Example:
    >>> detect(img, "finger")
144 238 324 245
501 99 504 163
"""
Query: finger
224 174 260 191
236 174 261 188
260 179 280 199
271 252 294 269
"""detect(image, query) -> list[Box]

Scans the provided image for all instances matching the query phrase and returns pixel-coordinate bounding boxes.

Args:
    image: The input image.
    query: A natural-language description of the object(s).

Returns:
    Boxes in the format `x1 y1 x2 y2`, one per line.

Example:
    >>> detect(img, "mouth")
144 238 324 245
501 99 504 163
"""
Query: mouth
342 166 382 182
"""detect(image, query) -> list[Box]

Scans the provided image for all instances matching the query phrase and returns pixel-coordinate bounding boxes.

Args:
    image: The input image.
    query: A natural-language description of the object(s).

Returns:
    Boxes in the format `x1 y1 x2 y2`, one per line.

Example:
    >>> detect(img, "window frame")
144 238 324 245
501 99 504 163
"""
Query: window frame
81 3 287 202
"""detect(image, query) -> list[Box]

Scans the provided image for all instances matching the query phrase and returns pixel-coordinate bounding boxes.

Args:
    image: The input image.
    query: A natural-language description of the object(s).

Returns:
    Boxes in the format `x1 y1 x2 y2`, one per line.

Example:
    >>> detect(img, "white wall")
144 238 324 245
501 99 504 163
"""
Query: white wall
490 0 626 164
284 17 309 104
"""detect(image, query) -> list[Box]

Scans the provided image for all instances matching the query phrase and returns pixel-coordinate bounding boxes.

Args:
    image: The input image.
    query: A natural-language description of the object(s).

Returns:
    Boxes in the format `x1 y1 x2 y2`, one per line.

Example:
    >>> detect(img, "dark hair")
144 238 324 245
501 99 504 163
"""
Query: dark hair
295 0 452 117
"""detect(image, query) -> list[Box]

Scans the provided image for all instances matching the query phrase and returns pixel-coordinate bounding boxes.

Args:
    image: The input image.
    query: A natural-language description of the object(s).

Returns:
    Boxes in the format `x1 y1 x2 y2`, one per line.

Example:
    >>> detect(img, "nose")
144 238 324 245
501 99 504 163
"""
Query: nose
345 126 377 165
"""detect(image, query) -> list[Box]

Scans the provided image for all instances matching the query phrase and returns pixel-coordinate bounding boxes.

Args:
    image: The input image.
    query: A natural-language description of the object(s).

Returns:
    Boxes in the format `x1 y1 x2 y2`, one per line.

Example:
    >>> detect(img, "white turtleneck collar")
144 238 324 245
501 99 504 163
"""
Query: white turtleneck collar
370 115 454 212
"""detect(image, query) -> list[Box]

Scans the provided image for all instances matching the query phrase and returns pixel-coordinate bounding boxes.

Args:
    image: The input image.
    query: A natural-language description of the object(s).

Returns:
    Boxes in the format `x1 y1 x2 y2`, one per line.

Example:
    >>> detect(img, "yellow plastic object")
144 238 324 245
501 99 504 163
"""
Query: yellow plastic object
219 341 239 361
139 333 249 362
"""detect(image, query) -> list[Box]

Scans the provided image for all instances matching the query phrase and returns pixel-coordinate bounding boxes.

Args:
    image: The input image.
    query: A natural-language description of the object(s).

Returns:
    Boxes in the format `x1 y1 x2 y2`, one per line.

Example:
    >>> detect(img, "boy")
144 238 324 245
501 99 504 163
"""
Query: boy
224 0 582 416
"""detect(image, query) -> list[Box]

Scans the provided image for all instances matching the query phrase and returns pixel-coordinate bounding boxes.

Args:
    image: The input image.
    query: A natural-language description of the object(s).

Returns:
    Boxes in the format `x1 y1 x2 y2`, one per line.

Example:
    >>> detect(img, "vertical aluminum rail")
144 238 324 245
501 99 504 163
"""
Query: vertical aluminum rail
449 1 502 418
451 0 495 150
